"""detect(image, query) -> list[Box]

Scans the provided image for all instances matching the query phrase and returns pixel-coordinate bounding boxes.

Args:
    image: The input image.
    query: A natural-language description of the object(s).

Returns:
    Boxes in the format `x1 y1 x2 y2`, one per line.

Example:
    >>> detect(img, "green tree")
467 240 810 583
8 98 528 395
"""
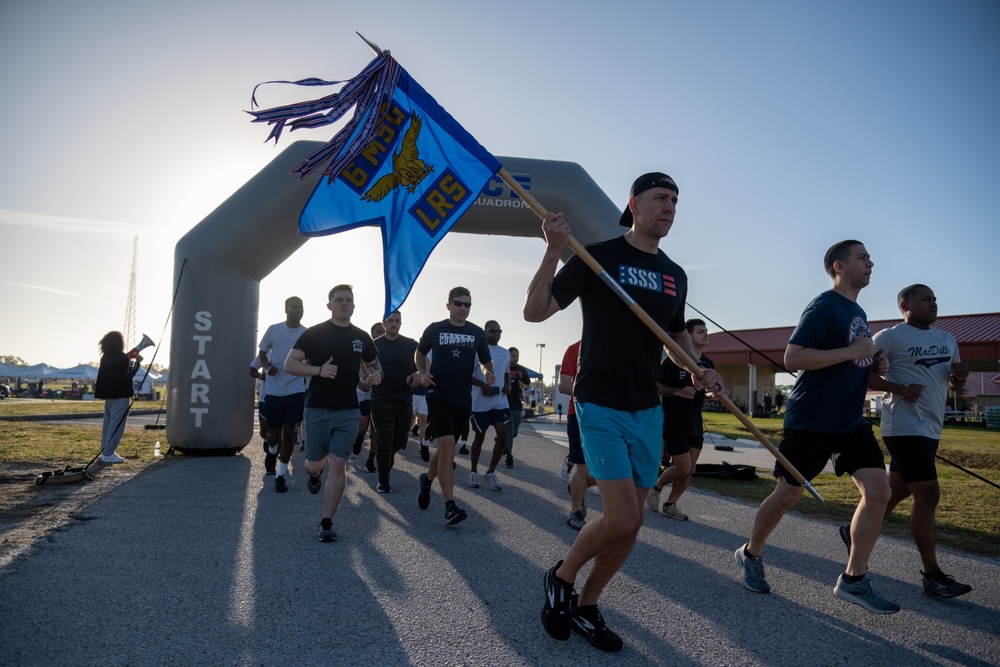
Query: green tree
0 355 27 367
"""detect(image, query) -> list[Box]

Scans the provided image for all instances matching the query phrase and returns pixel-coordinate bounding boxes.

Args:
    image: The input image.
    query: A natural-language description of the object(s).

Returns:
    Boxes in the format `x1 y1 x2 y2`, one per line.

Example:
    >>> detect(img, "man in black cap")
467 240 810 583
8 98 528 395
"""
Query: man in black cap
525 172 725 652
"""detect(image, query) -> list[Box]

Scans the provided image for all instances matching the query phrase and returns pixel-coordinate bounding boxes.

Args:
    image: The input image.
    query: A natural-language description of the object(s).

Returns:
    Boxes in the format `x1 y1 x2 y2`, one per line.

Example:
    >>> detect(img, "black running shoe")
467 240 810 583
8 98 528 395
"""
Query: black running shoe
922 567 972 598
411 425 419 436
505 457 514 469
274 475 288 493
377 479 391 493
839 524 851 555
541 561 574 641
318 518 337 542
417 473 431 510
444 502 467 526
352 437 364 456
571 598 622 652
264 448 277 475
364 457 377 473
459 444 469 455
308 474 322 495
420 445 430 462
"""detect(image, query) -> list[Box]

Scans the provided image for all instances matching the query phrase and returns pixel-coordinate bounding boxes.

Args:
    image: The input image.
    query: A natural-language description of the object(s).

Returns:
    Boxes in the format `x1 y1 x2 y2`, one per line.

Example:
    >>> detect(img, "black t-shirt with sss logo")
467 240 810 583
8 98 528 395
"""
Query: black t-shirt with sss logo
552 236 688 411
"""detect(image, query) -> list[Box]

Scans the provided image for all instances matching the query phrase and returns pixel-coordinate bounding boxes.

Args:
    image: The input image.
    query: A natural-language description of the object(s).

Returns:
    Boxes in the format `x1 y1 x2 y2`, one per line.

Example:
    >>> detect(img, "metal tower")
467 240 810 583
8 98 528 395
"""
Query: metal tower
124 236 138 347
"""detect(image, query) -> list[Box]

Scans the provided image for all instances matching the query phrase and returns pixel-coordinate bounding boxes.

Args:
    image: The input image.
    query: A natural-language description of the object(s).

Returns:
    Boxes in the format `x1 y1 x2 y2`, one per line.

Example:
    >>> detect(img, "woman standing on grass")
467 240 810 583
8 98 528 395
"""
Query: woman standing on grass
94 331 140 464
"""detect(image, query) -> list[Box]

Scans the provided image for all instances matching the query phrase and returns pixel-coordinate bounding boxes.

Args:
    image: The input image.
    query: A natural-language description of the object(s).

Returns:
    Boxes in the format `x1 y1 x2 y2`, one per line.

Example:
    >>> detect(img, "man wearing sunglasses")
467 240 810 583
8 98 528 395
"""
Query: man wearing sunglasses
413 287 494 526
468 320 511 491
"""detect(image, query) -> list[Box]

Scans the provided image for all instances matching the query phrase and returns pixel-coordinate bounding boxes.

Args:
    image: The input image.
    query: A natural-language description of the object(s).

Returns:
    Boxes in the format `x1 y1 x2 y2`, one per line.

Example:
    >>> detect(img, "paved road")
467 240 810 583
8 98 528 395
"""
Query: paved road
1 418 997 666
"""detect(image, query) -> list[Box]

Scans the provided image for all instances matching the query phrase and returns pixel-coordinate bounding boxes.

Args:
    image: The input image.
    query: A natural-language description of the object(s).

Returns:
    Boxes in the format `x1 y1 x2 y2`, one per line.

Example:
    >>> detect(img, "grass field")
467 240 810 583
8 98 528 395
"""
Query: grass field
1 401 998 557
696 411 1000 557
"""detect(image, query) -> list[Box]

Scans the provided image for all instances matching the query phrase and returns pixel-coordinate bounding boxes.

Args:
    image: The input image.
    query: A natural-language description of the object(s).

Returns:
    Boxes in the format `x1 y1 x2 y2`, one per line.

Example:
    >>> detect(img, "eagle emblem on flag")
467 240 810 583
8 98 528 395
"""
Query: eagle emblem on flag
362 113 435 202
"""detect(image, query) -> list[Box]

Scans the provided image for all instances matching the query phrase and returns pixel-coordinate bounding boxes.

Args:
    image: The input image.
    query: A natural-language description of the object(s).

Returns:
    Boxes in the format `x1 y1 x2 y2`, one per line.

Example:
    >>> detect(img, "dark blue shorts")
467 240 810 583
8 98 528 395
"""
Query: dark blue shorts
774 422 884 486
260 392 304 429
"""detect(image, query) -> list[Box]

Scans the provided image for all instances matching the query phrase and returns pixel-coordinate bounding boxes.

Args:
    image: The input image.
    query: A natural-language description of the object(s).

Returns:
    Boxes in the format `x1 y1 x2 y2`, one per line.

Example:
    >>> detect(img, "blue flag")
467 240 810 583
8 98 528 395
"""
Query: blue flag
248 54 501 318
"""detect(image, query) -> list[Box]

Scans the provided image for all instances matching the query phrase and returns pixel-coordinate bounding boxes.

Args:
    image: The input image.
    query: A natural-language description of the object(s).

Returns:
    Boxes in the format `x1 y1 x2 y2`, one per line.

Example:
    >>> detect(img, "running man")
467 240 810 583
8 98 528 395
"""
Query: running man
646 318 716 520
734 240 899 614
468 320 510 491
525 172 724 651
863 284 972 598
414 287 494 526
284 285 381 541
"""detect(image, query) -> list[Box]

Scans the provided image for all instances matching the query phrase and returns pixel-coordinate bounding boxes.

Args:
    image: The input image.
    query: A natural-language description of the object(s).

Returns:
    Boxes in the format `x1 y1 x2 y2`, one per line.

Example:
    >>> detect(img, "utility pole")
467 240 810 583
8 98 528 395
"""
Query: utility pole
124 236 138 347
536 342 546 401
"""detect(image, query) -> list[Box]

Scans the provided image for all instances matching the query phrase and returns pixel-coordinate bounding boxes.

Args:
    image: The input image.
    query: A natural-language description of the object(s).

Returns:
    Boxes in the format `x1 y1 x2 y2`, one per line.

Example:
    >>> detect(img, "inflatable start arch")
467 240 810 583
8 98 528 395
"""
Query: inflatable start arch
166 141 619 454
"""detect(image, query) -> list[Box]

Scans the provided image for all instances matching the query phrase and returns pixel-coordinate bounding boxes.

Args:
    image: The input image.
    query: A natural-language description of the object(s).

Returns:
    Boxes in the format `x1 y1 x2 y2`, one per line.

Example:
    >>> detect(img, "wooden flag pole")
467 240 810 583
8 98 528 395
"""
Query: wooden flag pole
499 168 823 502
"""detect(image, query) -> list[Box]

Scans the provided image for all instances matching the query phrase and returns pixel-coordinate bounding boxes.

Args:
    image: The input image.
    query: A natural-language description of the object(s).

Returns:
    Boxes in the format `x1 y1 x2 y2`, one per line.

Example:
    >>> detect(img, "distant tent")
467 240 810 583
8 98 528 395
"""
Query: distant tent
0 362 24 377
521 367 543 379
19 363 62 378
53 364 100 380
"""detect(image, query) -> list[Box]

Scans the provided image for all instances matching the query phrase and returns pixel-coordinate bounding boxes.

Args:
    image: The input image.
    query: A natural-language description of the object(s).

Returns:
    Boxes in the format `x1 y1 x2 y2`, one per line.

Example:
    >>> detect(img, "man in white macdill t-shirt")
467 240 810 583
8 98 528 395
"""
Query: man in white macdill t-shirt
867 284 972 599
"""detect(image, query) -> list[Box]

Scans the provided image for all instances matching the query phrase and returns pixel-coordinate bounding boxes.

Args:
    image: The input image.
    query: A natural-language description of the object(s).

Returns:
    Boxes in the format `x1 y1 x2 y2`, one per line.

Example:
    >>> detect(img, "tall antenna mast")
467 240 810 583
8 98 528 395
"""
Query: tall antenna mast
124 236 138 346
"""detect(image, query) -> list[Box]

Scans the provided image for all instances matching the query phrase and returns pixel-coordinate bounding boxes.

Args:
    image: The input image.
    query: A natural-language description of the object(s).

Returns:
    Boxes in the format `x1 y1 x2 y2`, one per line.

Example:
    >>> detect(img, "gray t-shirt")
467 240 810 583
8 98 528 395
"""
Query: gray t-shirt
874 323 960 438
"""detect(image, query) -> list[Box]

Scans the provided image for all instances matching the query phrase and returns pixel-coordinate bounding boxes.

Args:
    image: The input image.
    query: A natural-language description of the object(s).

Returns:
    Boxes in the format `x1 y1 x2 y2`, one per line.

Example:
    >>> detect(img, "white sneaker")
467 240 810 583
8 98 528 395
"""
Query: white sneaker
484 471 502 491
646 488 660 513
100 453 125 464
468 472 480 488
560 456 574 481
660 502 688 521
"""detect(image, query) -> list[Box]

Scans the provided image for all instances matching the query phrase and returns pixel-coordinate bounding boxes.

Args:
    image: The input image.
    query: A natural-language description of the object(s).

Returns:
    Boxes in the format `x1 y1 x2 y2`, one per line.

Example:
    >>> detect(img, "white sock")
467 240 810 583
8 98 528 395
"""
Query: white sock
277 461 288 476
268 443 278 455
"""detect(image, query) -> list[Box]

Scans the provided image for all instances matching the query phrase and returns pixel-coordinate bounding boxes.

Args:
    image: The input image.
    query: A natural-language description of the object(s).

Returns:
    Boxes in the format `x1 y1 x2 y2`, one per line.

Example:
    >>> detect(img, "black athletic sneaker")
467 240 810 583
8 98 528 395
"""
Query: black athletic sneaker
420 445 430 462
377 479 392 493
459 443 469 455
541 561 574 641
417 473 431 510
839 524 851 555
922 567 972 598
444 502 467 526
411 425 419 436
505 456 514 469
352 437 364 456
571 597 622 652
308 474 322 495
364 457 377 473
318 518 337 542
274 475 288 493
264 446 277 475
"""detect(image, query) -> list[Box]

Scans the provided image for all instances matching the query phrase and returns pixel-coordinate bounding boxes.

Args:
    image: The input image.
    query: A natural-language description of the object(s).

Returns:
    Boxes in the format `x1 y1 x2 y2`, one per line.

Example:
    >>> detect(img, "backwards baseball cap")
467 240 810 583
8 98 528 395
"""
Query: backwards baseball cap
619 172 679 227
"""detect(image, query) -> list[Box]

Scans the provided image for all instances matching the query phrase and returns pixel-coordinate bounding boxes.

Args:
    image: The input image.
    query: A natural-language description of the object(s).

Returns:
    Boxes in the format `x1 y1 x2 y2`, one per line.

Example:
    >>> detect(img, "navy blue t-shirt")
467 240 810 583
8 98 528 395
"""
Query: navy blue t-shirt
783 290 874 432
417 319 491 407
551 236 688 411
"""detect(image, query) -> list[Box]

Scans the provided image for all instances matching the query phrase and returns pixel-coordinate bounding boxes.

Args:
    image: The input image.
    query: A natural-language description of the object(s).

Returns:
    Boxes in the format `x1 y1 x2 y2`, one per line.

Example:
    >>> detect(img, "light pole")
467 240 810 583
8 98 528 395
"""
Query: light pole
536 343 546 409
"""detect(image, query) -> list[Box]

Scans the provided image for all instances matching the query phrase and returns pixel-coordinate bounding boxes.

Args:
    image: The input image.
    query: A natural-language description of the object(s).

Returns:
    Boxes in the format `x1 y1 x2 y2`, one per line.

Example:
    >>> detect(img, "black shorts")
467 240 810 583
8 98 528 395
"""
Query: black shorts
884 435 939 483
260 392 304 429
426 398 471 441
663 433 704 456
774 422 884 487
566 413 585 464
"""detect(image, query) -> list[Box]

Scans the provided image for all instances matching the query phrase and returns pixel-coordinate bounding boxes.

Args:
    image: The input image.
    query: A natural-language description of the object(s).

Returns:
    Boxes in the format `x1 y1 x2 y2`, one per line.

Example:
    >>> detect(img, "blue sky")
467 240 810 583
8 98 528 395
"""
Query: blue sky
1 1 997 380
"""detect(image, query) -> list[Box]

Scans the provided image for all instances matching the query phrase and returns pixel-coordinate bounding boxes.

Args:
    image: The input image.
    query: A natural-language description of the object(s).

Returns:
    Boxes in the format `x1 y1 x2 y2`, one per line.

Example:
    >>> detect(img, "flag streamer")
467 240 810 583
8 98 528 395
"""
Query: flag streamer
249 52 501 318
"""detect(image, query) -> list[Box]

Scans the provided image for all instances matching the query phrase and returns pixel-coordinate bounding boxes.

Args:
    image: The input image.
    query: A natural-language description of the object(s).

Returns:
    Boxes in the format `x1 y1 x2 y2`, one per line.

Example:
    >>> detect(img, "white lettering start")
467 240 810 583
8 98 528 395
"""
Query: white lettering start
190 311 212 428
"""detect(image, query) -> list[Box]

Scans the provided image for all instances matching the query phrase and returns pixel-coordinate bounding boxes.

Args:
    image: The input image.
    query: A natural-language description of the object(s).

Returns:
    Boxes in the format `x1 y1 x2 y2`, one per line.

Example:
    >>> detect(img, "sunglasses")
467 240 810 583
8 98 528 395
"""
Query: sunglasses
450 300 472 308
486 329 502 334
